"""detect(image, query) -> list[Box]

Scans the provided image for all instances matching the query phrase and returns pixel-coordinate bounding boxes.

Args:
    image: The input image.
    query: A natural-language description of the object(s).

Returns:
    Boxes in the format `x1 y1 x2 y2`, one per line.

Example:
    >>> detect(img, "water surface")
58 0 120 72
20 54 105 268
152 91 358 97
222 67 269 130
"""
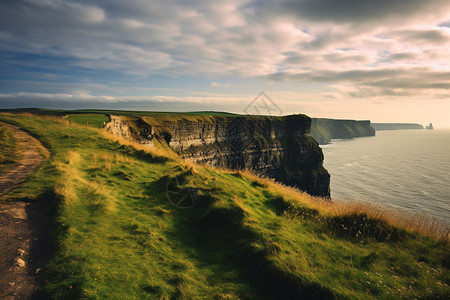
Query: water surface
322 129 450 222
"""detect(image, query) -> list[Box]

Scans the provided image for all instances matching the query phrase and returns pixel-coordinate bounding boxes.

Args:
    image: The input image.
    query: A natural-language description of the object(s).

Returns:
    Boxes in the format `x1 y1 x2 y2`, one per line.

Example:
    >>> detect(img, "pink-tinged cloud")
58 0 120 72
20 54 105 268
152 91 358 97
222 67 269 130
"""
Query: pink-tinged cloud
0 0 449 124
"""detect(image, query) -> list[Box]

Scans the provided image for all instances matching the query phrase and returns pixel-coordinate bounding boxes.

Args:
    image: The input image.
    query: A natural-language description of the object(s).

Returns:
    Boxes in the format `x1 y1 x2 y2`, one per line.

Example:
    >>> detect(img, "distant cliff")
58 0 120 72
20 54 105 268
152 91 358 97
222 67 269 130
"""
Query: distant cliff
311 118 375 145
371 123 424 131
106 114 330 197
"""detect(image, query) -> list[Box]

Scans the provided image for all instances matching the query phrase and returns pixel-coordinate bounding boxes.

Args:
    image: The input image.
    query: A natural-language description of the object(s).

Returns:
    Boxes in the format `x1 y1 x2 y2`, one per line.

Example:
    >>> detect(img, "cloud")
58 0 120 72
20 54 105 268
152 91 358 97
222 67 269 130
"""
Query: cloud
255 0 450 25
0 0 449 104
386 52 418 61
392 28 450 45
0 92 251 112
209 82 231 88
268 67 450 99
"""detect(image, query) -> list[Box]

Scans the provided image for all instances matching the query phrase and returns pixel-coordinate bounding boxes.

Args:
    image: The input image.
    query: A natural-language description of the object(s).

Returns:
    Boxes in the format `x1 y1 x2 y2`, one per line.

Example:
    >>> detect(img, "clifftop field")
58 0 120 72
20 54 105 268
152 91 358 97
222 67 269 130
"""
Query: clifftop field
0 112 449 299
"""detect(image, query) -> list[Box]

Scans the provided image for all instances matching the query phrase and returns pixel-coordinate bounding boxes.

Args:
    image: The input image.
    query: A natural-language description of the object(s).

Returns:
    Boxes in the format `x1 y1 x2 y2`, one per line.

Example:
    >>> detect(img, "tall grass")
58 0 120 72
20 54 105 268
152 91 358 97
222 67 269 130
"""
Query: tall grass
211 169 450 242
0 124 20 171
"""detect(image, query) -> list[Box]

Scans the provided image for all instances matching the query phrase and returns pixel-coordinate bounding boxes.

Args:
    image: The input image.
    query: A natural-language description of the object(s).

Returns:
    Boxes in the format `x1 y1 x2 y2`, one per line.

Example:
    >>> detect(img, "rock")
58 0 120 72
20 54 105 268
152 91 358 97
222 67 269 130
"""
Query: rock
105 115 154 147
106 114 330 197
16 258 25 267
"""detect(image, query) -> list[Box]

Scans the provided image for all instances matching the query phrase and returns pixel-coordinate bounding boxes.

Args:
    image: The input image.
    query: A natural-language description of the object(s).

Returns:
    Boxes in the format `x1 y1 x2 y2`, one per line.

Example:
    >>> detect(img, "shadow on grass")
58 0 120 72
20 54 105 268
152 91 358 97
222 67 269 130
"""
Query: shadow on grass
148 173 336 299
266 194 320 221
26 189 83 299
116 144 169 164
326 214 406 243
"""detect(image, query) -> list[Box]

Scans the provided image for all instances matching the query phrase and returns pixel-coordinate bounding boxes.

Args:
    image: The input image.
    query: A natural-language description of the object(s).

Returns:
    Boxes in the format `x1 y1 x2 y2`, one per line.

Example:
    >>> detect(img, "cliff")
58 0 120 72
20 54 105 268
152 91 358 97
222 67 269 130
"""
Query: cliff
371 123 424 131
311 118 375 145
106 114 330 197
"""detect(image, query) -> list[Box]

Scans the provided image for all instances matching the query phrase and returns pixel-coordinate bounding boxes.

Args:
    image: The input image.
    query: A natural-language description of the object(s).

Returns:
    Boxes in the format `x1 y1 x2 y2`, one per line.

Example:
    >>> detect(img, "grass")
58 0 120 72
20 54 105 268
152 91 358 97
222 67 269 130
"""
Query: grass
0 112 448 299
0 108 242 118
66 114 110 128
0 124 20 171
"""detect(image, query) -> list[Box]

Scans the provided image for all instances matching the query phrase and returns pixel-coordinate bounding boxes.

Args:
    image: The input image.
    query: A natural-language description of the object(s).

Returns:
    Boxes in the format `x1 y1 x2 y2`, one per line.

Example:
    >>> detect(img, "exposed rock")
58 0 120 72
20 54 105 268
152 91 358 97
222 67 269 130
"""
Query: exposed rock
105 115 154 147
15 258 25 268
106 114 330 197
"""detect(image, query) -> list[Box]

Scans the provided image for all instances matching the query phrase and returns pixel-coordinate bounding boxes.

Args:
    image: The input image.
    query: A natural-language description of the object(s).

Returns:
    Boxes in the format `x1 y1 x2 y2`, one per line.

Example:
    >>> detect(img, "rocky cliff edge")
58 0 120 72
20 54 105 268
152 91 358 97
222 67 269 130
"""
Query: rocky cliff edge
106 114 330 197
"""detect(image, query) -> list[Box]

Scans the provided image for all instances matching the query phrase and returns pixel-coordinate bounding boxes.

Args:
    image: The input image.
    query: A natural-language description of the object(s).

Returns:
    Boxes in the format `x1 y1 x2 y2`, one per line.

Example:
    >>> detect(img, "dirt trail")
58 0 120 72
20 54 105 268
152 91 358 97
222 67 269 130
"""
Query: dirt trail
0 121 50 299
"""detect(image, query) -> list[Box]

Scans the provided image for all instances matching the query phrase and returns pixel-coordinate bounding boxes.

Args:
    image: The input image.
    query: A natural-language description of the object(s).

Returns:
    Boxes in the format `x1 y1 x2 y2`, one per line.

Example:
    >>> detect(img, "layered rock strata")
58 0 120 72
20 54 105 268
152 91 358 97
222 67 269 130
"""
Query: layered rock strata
106 114 330 197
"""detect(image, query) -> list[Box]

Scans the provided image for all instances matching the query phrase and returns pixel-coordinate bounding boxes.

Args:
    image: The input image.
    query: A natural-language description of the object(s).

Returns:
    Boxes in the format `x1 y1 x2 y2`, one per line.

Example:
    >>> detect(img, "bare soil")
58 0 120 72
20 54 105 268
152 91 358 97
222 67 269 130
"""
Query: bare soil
0 121 50 299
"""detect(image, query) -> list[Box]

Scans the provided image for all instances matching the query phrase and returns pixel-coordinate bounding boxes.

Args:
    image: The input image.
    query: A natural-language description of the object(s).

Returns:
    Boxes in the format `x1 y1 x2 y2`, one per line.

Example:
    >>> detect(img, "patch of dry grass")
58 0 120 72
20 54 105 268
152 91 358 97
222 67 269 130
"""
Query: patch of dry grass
53 150 117 213
100 130 179 160
235 169 449 241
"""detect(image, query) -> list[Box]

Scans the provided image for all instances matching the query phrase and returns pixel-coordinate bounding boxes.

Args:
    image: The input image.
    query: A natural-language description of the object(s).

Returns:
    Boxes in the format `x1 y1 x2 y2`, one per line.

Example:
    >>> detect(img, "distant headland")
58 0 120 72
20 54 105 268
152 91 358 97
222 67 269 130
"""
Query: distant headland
310 118 375 145
371 123 424 131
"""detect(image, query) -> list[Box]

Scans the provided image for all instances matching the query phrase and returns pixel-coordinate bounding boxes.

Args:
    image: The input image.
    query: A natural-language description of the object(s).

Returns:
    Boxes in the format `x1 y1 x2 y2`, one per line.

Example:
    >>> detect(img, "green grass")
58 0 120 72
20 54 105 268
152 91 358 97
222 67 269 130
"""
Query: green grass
0 113 448 299
0 124 20 171
1 107 288 119
0 108 242 118
75 109 241 117
66 114 110 128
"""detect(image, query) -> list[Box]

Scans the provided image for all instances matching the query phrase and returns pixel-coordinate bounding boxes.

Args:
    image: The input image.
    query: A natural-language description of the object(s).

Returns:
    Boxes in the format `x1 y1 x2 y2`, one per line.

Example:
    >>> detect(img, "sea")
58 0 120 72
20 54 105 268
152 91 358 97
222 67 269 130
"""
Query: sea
321 129 450 223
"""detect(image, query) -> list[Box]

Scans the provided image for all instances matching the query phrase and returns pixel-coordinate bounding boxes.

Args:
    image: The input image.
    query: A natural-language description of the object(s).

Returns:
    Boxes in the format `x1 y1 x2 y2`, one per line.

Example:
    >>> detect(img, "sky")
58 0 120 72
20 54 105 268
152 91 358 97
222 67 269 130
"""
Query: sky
1 0 450 127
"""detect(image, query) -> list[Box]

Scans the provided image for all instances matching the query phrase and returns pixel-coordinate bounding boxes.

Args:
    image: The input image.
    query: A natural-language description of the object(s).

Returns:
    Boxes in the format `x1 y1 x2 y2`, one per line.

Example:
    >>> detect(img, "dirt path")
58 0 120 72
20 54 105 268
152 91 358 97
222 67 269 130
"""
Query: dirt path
0 121 50 299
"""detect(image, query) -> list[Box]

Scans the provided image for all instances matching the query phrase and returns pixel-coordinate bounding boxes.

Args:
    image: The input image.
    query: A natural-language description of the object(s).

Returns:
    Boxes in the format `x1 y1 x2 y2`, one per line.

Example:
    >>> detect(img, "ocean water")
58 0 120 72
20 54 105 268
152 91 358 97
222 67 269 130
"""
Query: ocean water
321 129 450 222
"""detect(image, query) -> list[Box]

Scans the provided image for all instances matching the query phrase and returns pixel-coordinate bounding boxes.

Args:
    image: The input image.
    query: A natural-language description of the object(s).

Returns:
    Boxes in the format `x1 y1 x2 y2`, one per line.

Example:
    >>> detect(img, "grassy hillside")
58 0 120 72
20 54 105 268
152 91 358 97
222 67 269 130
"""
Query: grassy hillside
0 108 241 118
66 114 110 128
0 113 448 299
0 124 20 171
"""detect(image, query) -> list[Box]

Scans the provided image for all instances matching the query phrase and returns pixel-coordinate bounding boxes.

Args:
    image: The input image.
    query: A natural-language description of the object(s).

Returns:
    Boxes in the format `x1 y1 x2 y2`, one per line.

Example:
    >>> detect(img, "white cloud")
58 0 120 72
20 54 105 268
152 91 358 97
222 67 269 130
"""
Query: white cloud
0 0 449 102
209 82 231 88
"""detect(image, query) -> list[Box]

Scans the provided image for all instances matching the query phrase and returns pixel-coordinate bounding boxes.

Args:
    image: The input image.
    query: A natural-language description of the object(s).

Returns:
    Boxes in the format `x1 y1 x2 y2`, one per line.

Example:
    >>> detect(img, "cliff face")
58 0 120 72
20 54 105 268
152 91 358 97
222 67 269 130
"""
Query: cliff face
106 115 154 147
371 123 424 131
106 114 330 197
311 118 375 145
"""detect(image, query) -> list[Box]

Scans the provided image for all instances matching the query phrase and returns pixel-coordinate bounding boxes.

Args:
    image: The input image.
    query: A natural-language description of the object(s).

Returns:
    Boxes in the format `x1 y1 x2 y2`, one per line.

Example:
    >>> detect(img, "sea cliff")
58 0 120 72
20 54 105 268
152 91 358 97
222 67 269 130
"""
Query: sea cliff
371 123 424 131
311 118 375 145
106 114 330 197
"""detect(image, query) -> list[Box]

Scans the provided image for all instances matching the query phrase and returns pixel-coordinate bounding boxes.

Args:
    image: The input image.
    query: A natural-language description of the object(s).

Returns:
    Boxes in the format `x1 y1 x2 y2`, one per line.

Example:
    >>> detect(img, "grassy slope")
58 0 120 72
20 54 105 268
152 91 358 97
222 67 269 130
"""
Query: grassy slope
0 108 241 118
0 113 448 299
66 114 110 128
0 124 20 171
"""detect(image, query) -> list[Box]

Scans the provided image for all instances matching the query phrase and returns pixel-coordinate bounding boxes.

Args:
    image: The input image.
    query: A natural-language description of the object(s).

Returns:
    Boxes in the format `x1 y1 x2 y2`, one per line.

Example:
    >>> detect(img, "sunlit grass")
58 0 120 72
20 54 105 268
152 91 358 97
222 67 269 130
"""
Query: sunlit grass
66 113 110 128
0 124 20 171
0 112 448 299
